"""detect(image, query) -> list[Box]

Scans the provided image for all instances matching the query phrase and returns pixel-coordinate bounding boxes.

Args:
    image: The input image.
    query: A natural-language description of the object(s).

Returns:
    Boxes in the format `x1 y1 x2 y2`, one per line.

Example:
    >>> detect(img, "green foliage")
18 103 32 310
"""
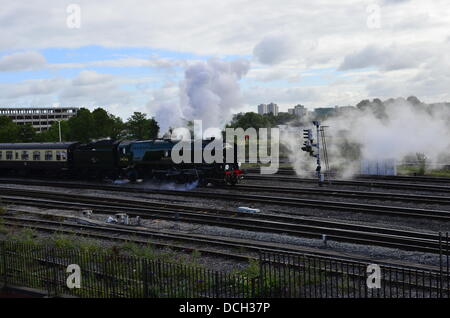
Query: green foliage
0 224 6 235
126 112 159 140
226 112 275 130
18 123 36 142
120 241 157 259
237 258 260 279
0 107 127 143
416 152 427 176
52 233 78 249
68 108 96 142
6 228 38 245
0 116 20 142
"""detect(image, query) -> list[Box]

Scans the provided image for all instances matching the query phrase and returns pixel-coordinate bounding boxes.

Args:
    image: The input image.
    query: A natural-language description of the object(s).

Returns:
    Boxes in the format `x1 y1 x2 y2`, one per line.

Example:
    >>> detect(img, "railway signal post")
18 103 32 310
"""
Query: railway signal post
301 121 325 187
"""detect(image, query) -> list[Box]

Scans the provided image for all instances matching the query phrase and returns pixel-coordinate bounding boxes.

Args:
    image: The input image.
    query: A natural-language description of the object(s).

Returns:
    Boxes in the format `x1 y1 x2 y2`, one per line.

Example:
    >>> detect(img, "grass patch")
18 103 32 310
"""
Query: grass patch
397 165 450 177
235 258 260 279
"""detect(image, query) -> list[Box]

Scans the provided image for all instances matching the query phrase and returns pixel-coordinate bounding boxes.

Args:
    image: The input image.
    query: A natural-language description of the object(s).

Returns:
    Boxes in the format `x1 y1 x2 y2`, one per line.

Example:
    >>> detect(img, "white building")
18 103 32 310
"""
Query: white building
258 104 268 115
0 107 79 132
258 103 279 116
266 103 279 116
287 104 307 118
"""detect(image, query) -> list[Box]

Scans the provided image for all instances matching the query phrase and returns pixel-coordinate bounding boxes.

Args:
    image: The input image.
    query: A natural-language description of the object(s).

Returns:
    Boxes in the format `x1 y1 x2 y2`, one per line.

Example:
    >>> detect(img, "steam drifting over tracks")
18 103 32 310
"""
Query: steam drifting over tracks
247 168 450 184
245 174 450 193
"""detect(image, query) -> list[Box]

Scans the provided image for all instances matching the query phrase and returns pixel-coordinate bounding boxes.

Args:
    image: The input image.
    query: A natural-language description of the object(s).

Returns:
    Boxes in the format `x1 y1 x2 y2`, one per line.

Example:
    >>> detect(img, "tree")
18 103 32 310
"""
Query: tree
91 108 125 140
126 112 160 140
35 121 70 142
18 123 36 142
67 108 95 143
0 116 20 142
227 112 273 131
109 114 125 140
92 108 112 139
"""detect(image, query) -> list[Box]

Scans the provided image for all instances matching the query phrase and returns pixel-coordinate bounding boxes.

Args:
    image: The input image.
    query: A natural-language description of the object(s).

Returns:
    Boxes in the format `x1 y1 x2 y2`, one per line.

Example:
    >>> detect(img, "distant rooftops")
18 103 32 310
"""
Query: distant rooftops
0 107 79 132
0 107 79 114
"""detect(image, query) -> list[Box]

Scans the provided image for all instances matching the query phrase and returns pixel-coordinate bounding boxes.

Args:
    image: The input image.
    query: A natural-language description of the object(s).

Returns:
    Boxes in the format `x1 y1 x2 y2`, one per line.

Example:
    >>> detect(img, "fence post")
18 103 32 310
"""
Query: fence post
439 232 443 298
445 232 449 298
1 241 7 287
45 246 52 297
259 252 264 297
142 258 148 298
251 277 256 298
214 271 220 298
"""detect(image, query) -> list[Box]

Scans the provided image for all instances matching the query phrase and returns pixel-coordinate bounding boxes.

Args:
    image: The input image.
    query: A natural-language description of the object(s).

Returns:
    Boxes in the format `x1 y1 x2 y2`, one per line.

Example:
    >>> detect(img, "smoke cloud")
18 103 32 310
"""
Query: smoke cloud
282 98 450 178
153 58 250 135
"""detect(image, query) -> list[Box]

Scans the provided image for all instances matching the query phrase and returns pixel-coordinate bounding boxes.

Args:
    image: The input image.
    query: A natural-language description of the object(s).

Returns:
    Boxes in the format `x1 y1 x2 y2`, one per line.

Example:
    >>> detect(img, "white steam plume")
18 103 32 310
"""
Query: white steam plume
153 58 250 135
282 98 450 178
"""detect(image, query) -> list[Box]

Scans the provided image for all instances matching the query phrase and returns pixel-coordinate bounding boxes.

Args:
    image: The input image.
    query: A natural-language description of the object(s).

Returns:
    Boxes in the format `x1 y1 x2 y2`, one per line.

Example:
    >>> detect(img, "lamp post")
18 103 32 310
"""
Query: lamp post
58 120 62 142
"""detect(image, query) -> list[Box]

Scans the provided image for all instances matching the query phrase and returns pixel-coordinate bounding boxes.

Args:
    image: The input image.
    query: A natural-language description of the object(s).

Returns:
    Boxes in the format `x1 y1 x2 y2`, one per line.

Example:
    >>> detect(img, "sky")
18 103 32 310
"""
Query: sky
0 0 449 127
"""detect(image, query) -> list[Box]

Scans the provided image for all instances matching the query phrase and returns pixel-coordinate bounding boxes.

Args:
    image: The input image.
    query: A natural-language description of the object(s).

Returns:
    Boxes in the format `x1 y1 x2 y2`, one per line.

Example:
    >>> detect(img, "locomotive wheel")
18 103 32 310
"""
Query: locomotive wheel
225 175 238 186
198 178 208 187
127 169 138 182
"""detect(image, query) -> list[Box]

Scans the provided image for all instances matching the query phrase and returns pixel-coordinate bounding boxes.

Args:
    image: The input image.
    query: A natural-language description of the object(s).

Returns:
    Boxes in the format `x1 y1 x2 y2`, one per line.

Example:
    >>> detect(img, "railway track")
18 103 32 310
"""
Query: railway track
3 177 450 205
233 184 450 205
244 174 450 193
0 185 449 256
1 179 450 221
246 168 450 184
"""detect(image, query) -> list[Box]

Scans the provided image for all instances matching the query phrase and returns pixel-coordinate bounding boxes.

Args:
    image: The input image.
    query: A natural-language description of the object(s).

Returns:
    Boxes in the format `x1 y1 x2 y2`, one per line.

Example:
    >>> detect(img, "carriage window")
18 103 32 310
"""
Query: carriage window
56 151 67 161
21 151 29 160
33 151 41 161
45 151 53 161
15 152 19 160
0 151 2 160
6 151 12 160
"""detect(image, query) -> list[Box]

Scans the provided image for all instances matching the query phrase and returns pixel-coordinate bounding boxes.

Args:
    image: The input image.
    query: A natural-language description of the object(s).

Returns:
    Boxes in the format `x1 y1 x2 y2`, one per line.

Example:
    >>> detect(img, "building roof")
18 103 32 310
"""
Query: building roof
0 142 79 150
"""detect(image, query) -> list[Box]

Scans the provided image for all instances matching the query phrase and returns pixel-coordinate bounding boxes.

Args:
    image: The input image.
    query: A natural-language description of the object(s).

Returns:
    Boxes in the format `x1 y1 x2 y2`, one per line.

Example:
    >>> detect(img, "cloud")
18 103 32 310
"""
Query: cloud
253 34 299 65
0 51 46 72
338 45 428 71
0 78 65 99
71 70 114 86
0 1 450 120
49 57 188 70
381 0 411 4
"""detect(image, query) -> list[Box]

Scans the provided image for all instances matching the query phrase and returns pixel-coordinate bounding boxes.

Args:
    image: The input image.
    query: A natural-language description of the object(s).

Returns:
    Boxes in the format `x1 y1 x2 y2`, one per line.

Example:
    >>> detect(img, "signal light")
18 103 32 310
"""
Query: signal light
301 144 314 156
303 129 313 141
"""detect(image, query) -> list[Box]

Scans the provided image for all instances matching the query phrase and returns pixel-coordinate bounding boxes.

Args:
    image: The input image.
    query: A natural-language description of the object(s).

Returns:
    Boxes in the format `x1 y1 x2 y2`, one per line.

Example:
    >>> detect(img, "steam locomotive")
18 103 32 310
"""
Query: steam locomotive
0 139 244 186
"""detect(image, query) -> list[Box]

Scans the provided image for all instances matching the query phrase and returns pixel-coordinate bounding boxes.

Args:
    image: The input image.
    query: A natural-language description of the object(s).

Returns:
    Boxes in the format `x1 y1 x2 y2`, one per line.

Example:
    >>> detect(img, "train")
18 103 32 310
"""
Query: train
0 139 244 186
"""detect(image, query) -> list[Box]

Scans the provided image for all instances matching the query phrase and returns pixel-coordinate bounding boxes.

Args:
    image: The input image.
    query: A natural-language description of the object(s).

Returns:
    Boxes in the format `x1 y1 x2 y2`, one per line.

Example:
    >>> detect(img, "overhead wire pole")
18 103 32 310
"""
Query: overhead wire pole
320 126 331 185
312 121 323 187
58 120 62 142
